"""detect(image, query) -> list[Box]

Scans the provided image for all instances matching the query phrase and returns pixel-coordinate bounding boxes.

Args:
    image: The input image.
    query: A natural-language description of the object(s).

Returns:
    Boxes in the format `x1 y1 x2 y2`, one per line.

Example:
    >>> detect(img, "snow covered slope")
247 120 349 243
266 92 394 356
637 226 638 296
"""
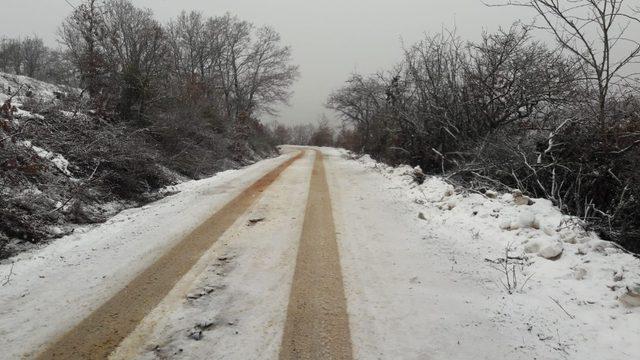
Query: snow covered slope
0 72 74 102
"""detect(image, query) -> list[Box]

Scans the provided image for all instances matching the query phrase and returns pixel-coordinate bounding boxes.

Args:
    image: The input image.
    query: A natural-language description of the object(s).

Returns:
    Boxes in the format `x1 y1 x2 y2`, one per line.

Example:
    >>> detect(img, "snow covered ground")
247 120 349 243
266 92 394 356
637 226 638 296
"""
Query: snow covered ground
0 150 299 359
327 149 640 360
0 72 74 102
0 146 638 359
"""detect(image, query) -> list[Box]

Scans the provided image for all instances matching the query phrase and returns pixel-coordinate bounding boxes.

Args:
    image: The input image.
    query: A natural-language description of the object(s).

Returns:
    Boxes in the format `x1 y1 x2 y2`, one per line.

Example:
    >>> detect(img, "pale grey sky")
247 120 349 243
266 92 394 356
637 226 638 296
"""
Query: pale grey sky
2 0 532 125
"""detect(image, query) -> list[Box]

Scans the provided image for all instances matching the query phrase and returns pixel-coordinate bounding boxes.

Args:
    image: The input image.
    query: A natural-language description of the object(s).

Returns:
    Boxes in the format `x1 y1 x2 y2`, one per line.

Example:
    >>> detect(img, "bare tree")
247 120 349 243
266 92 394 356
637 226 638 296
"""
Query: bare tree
99 0 167 122
0 38 23 74
271 122 293 144
326 73 387 150
464 25 579 132
41 50 78 86
59 0 107 99
216 14 299 121
21 37 48 78
166 11 216 83
245 26 299 116
165 10 228 109
500 0 640 134
60 0 168 121
310 115 335 147
291 124 315 145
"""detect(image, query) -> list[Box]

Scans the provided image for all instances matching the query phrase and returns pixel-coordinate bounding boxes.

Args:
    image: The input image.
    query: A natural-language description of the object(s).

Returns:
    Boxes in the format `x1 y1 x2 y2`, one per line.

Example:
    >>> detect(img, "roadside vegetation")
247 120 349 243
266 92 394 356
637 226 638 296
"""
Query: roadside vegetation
0 0 298 257
327 0 640 252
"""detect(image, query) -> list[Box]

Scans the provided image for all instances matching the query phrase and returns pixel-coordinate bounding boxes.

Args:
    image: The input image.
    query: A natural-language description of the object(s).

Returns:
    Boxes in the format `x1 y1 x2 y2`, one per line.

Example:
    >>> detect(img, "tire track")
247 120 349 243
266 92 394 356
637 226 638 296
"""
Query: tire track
36 152 303 360
279 150 353 360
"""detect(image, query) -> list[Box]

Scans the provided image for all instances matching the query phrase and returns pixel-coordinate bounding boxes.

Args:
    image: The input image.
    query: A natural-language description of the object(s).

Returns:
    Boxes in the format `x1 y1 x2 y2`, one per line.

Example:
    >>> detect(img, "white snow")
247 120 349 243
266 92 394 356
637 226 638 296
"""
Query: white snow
0 150 300 359
0 72 76 178
0 72 74 102
13 106 45 120
328 149 640 360
0 146 638 360
19 140 73 177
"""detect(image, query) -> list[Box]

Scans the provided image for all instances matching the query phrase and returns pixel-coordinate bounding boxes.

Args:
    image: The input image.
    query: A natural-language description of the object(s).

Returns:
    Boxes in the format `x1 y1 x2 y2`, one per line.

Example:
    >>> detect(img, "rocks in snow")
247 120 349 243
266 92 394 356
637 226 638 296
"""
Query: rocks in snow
619 286 640 307
418 212 427 221
560 230 578 244
524 241 542 254
485 190 498 199
538 242 564 259
443 186 455 197
188 330 203 341
412 166 426 184
501 211 541 231
247 217 266 226
499 220 511 230
512 189 533 206
446 199 457 210
542 225 556 236
573 267 588 280
437 199 457 211
592 240 614 254
49 226 65 236
518 211 537 229
524 238 565 259
188 320 217 340
576 245 588 256
613 269 625 282
514 196 531 206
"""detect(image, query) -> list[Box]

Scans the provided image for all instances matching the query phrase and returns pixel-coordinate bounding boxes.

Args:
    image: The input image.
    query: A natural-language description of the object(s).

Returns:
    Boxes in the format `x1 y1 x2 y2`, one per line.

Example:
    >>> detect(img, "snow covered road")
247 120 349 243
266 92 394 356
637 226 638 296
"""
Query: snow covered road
1 147 639 359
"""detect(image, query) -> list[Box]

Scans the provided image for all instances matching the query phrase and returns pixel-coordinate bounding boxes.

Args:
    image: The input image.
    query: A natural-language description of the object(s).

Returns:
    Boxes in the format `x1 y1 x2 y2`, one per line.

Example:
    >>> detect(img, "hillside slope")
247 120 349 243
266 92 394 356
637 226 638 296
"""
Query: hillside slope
0 72 276 258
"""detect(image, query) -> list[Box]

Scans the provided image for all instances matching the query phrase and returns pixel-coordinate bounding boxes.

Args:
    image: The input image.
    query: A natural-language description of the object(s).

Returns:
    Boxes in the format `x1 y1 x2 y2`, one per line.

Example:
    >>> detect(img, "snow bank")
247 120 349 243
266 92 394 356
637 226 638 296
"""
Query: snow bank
349 151 640 303
339 149 640 359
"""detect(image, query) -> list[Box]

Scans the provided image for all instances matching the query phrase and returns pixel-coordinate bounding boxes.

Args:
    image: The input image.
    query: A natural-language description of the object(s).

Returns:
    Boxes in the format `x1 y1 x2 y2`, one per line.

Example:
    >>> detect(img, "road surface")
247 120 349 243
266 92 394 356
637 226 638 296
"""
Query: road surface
36 149 353 360
1 147 639 360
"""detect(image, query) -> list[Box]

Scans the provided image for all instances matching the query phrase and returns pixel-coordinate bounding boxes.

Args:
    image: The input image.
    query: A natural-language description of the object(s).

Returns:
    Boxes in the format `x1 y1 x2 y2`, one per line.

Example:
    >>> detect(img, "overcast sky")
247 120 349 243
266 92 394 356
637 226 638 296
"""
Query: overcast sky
2 0 533 125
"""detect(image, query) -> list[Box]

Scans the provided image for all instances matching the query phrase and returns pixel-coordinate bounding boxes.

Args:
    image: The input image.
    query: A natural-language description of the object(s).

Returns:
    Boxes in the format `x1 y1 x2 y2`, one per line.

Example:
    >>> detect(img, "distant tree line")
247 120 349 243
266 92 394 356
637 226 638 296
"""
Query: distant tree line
57 0 298 125
0 36 77 86
270 116 336 147
328 0 640 252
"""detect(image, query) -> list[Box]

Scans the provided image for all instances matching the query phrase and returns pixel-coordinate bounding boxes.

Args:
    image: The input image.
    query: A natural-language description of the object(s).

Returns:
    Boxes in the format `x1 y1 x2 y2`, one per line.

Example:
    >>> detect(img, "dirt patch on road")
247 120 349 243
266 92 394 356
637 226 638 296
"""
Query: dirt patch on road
279 150 354 360
36 152 303 360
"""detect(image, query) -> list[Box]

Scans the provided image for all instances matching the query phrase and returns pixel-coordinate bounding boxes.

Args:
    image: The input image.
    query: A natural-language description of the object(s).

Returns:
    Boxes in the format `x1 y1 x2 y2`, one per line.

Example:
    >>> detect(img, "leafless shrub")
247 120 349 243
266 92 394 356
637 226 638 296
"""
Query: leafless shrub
485 245 534 294
328 4 640 252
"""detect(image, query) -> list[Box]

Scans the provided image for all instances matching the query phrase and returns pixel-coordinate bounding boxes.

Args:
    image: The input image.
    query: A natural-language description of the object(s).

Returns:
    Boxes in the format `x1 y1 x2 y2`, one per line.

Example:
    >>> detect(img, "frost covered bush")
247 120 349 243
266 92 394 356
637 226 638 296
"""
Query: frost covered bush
329 19 640 253
0 94 273 258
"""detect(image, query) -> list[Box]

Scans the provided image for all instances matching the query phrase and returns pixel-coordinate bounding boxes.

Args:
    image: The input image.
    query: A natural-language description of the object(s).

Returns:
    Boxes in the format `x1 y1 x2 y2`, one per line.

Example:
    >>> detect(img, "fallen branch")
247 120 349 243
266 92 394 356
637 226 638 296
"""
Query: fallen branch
8 84 25 101
2 262 15 286
47 162 100 214
248 217 266 226
549 296 575 319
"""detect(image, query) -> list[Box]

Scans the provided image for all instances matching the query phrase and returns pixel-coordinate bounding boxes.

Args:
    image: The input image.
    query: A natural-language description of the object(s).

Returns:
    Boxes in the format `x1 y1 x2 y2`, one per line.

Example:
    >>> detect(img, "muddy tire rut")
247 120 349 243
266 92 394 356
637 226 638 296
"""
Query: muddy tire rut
36 152 303 360
279 150 354 360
